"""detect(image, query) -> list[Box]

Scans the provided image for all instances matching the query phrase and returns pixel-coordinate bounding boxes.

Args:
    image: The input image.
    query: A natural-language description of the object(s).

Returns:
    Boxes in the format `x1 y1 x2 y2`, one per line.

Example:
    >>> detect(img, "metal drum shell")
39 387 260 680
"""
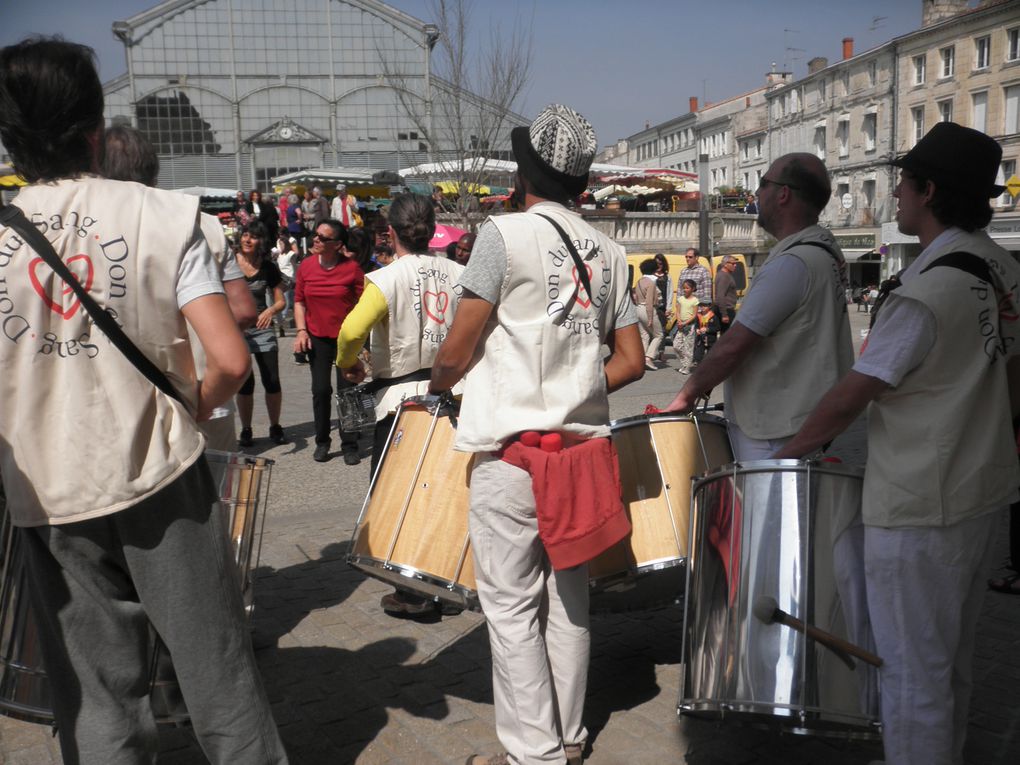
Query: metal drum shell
348 397 479 611
0 452 272 726
680 459 881 738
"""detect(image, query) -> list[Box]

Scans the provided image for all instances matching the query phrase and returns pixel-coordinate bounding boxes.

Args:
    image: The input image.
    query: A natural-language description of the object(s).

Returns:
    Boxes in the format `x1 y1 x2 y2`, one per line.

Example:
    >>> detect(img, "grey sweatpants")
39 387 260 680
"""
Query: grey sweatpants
21 458 288 765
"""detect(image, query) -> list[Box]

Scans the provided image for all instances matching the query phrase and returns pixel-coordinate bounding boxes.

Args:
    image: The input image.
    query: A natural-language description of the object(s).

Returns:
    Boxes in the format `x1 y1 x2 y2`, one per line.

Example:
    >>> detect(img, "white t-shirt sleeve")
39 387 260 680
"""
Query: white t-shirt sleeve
733 254 809 336
853 293 936 386
221 251 244 282
176 221 225 309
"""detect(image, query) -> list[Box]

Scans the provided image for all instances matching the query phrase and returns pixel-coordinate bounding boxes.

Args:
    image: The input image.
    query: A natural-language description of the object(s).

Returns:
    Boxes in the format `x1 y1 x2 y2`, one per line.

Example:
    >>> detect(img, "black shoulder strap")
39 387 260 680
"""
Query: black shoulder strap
535 212 596 306
920 251 995 283
0 204 184 404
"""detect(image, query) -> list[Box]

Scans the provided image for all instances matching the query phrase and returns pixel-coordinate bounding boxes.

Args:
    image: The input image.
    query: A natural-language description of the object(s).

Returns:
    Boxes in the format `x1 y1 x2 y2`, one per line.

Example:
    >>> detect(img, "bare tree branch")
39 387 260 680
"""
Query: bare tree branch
377 0 532 227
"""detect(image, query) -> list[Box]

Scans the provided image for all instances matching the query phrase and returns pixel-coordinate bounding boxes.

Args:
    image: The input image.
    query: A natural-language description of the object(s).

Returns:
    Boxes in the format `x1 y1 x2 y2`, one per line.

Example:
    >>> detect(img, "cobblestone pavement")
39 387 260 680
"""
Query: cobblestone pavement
2 309 1018 764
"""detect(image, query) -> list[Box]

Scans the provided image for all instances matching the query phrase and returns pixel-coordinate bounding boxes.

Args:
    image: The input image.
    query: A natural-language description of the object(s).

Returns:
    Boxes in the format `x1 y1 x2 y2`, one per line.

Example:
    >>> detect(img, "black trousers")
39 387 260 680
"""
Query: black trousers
308 334 358 451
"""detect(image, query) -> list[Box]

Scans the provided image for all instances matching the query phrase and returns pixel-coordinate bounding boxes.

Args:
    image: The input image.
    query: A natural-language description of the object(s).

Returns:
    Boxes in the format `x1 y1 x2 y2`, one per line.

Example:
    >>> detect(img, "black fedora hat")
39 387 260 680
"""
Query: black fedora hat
890 122 1005 197
512 104 596 200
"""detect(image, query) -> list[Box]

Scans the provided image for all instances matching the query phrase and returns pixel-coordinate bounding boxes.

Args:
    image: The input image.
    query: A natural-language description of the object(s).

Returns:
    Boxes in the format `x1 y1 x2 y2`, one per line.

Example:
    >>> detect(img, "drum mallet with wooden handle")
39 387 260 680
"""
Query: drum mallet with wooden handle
753 595 883 668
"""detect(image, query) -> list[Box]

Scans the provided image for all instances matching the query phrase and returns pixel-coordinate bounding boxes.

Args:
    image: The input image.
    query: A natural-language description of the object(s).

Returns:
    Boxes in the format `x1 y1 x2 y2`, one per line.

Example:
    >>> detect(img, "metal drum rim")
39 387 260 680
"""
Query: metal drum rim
347 555 479 606
609 411 727 430
693 458 864 491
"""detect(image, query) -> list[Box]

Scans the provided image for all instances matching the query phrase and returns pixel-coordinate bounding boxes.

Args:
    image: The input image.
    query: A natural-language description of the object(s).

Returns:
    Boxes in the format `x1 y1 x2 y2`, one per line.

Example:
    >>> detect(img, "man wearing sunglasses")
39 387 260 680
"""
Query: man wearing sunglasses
666 152 853 461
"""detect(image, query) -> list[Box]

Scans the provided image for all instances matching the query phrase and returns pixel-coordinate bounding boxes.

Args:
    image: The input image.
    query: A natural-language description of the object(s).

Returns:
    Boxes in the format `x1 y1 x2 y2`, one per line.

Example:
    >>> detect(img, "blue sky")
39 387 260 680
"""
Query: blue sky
1 0 923 145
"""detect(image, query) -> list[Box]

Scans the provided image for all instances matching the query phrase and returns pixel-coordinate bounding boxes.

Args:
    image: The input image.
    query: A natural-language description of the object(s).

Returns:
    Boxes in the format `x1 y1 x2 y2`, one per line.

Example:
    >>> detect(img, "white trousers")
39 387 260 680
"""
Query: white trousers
726 421 792 461
469 455 589 765
637 310 663 361
865 510 1000 765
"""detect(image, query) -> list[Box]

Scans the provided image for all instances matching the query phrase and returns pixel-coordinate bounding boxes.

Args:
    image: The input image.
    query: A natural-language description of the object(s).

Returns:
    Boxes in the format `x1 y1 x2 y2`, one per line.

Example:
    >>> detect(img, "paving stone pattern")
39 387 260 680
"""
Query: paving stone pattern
2 311 1018 764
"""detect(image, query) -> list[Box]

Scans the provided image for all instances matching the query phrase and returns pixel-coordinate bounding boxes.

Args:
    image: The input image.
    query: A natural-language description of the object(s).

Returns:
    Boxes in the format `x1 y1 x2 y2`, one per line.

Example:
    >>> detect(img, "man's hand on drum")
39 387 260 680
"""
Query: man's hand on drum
342 360 366 384
664 388 697 414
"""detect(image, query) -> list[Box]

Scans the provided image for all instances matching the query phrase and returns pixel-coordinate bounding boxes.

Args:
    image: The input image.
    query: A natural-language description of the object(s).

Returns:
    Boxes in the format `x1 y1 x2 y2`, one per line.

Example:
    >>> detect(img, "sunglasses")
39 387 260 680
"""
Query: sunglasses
759 177 801 191
313 231 341 242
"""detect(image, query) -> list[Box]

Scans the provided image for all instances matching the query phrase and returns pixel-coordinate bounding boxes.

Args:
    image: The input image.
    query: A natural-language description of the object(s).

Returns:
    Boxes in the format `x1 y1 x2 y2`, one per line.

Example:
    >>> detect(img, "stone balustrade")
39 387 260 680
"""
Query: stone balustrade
437 211 771 256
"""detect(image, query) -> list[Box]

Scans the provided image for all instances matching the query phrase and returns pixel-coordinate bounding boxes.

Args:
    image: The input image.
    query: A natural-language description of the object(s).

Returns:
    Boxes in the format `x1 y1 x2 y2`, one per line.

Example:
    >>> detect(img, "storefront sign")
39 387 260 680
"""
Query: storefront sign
834 233 877 250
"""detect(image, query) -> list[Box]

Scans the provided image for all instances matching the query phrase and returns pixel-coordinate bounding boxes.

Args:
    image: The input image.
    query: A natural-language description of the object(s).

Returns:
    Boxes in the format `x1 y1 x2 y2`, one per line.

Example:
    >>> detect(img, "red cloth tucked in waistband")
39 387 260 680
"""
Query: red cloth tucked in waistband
499 433 631 570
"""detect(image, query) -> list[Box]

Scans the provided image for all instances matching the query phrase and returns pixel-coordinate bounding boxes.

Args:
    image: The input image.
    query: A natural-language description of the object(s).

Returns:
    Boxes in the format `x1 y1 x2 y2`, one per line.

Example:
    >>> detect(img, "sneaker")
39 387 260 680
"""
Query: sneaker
343 451 361 466
238 427 254 447
565 743 584 765
313 444 331 462
464 754 510 765
269 424 288 445
294 352 307 364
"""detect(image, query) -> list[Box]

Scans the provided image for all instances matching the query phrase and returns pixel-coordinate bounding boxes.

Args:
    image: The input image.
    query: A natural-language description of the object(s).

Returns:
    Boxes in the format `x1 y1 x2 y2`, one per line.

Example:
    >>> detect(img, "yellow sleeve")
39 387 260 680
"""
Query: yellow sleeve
336 280 389 368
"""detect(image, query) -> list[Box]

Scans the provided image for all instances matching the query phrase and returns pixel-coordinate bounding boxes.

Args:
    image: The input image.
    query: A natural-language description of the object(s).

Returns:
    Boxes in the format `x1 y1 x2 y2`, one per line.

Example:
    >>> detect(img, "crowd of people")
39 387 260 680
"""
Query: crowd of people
0 35 1018 765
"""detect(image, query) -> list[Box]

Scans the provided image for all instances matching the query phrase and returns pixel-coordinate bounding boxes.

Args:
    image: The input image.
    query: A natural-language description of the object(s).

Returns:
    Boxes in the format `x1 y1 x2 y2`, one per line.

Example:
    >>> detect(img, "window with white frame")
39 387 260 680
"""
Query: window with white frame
1006 85 1020 134
814 126 826 159
974 36 990 70
999 159 1016 207
938 99 953 123
841 70 850 95
755 169 762 189
863 113 877 152
711 168 719 187
912 106 925 142
755 138 762 158
837 118 849 157
819 78 827 100
913 54 925 85
743 172 750 190
940 46 955 78
1009 28 1020 62
972 91 988 132
862 179 876 210
868 61 877 87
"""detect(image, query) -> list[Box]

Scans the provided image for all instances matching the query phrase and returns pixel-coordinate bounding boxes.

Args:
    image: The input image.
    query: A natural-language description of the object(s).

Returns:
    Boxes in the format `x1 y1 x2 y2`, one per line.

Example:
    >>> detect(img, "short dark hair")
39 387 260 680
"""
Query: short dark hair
101 125 159 187
682 279 697 290
779 155 831 214
388 193 436 252
686 248 700 257
906 171 993 232
0 37 104 182
319 218 349 247
639 258 658 275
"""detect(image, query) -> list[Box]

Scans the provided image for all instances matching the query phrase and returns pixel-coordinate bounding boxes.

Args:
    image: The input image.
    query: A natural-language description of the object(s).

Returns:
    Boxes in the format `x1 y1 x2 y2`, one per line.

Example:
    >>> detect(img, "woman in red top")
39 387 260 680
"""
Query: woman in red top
293 219 365 463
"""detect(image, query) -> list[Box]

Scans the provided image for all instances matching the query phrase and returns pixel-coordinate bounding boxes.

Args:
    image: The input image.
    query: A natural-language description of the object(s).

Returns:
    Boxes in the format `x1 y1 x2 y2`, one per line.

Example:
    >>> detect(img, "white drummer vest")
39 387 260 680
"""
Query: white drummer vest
0 176 206 526
365 254 464 416
455 202 631 452
727 225 853 440
864 230 1020 528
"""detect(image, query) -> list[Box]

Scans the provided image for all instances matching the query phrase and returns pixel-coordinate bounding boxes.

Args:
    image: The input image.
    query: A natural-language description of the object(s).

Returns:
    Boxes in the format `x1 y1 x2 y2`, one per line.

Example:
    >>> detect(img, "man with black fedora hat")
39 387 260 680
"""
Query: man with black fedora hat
776 122 1020 764
431 104 644 765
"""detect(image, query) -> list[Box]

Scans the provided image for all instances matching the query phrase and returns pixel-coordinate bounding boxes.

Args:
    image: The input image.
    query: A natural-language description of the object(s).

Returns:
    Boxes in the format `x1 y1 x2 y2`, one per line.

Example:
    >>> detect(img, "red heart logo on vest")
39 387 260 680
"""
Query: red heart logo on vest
28 254 94 320
424 290 450 323
571 263 594 309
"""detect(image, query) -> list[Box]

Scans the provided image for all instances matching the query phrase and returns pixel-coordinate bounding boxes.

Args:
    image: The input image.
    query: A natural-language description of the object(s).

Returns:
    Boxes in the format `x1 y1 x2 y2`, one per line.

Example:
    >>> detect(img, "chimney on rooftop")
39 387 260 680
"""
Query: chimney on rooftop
808 56 828 74
922 0 973 28
689 96 698 113
842 38 854 60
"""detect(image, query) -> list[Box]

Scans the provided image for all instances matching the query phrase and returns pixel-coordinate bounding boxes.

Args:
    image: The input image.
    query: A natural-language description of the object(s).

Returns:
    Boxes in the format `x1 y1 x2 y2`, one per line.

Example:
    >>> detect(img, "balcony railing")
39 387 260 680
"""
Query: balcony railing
438 210 769 254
